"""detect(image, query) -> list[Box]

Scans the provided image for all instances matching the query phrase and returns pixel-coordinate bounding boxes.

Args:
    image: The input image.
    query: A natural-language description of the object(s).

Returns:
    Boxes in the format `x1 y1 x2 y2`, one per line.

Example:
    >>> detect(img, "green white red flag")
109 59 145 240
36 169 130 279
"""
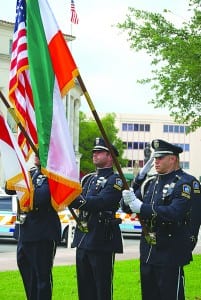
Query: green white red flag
25 0 82 211
0 113 33 212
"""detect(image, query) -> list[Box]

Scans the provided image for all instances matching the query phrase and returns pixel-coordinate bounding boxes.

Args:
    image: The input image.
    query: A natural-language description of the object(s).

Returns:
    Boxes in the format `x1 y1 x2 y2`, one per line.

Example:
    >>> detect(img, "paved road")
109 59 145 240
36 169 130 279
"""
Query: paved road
0 236 141 271
1 234 201 272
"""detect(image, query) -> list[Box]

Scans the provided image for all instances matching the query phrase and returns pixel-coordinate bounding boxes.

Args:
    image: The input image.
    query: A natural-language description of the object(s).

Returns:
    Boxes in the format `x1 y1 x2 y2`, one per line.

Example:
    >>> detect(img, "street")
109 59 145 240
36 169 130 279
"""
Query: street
0 236 141 271
1 232 201 272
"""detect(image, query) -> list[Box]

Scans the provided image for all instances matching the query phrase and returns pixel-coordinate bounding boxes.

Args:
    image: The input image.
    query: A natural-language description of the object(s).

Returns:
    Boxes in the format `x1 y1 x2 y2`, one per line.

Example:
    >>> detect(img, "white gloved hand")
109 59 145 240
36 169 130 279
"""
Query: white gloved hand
129 197 142 213
138 155 154 179
122 189 142 213
122 189 135 206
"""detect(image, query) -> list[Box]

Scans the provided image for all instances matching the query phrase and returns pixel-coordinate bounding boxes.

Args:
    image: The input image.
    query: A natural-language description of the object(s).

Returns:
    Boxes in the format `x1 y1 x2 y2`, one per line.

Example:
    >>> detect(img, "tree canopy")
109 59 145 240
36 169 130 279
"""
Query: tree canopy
79 112 127 175
116 0 201 132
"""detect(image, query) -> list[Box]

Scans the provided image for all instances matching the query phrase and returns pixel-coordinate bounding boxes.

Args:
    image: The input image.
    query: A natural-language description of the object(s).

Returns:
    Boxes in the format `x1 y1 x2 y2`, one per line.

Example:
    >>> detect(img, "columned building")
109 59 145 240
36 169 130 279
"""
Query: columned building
0 20 82 186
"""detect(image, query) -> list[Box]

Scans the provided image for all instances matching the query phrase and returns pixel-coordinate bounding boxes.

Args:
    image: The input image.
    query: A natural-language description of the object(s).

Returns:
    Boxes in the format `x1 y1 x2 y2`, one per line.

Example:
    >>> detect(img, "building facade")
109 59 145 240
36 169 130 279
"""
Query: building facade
0 20 82 186
115 113 201 180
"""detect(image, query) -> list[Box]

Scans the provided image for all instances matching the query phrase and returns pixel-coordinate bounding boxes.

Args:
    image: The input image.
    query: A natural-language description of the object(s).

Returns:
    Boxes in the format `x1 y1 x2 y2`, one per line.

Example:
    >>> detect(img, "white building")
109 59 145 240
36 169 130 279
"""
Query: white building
115 113 201 181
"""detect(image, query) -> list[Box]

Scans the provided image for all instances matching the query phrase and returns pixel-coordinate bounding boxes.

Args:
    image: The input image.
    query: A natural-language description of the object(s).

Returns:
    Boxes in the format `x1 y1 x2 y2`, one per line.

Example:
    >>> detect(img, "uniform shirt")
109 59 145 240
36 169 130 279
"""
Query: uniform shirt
70 167 123 253
135 168 201 266
16 167 61 242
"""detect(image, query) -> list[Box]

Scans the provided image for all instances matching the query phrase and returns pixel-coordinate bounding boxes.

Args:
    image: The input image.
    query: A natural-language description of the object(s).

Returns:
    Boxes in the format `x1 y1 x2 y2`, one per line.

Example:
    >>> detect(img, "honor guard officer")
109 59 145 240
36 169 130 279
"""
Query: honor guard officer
69 137 123 300
6 154 61 300
122 139 201 300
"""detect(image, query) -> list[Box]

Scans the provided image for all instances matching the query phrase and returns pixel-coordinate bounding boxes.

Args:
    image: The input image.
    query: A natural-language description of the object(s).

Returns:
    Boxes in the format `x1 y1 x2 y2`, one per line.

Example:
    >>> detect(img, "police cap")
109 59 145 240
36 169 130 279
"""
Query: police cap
151 139 183 158
92 137 119 156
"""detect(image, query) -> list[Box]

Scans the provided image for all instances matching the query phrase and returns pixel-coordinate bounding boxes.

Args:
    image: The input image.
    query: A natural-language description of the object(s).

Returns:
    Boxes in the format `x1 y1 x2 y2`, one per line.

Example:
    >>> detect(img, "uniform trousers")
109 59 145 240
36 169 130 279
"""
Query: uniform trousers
76 248 115 300
140 262 185 300
17 239 57 300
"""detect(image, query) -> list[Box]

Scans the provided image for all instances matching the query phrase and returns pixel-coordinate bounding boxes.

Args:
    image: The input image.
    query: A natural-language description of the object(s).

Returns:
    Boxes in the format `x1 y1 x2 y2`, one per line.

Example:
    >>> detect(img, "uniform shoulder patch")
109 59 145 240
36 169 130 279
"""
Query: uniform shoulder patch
113 178 123 191
193 181 201 194
181 184 191 199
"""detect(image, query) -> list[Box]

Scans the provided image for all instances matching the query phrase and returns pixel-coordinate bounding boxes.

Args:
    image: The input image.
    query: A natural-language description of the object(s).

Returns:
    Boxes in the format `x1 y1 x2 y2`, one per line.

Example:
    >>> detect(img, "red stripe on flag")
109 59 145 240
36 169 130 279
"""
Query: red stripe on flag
9 0 37 160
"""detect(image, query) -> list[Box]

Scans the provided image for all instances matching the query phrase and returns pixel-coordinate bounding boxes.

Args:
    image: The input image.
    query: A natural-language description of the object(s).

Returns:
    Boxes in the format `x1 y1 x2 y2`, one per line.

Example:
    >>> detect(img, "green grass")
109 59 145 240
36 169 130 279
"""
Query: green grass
0 255 201 299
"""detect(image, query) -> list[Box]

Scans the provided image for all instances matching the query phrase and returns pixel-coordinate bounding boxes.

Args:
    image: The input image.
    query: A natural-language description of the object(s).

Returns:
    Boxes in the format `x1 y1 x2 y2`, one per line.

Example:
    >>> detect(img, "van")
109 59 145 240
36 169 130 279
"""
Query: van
0 188 17 238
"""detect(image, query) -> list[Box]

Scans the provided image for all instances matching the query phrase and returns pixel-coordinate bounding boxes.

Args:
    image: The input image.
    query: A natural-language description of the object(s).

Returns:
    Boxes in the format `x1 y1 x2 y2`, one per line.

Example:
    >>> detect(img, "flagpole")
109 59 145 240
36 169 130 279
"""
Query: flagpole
0 90 38 155
76 77 151 236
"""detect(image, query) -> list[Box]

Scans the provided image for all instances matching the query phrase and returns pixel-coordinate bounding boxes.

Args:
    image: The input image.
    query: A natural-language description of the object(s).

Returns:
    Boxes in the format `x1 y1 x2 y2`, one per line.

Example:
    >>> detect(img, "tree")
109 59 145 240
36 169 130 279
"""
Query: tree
116 0 201 132
79 111 127 175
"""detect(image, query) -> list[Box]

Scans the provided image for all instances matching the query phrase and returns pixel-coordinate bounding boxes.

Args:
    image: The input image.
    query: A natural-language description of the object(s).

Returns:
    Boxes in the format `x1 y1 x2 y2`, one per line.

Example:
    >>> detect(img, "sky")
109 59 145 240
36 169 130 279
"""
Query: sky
0 0 190 115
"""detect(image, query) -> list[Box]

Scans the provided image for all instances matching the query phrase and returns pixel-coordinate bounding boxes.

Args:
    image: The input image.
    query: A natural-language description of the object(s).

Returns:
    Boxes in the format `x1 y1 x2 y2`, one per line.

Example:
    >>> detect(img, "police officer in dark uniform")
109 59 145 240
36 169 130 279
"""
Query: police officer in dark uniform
6 155 61 300
122 139 201 300
69 137 123 300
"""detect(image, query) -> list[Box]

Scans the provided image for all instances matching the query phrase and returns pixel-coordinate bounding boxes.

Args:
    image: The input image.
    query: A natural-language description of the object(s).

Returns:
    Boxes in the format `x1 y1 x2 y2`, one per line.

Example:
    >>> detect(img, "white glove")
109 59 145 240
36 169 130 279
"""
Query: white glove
138 155 154 179
122 189 142 213
122 189 135 206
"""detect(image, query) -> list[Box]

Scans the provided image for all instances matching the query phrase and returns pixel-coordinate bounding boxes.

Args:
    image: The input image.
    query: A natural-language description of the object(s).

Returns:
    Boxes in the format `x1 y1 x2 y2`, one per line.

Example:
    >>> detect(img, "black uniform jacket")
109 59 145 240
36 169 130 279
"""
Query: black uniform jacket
9 167 61 242
134 169 201 266
70 167 123 253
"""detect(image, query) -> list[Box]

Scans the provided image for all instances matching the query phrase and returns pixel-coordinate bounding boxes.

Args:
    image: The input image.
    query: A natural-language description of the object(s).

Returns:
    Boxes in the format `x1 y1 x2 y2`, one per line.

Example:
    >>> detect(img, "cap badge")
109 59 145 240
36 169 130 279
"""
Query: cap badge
95 138 100 145
153 140 159 149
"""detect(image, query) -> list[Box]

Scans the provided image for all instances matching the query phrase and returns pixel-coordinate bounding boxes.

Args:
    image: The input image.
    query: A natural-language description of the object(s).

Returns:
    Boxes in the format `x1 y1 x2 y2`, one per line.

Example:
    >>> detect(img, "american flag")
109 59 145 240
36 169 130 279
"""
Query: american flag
70 0 79 24
9 0 37 160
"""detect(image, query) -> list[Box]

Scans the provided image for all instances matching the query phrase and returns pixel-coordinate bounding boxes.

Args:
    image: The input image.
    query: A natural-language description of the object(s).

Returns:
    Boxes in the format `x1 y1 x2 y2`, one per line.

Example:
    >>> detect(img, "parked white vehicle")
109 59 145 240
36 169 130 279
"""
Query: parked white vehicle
116 209 142 237
0 188 18 238
58 208 76 247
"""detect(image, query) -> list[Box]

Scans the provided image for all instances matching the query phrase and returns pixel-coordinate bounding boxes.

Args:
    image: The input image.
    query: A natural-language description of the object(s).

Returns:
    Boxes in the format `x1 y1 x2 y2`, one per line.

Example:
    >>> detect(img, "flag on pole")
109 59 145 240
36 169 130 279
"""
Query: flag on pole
70 0 79 24
9 0 38 160
0 113 33 212
26 0 82 211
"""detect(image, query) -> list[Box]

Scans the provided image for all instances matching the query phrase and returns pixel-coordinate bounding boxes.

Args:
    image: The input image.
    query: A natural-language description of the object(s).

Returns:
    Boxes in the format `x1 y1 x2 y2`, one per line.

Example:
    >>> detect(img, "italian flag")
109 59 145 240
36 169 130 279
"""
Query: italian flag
0 113 33 212
26 0 82 211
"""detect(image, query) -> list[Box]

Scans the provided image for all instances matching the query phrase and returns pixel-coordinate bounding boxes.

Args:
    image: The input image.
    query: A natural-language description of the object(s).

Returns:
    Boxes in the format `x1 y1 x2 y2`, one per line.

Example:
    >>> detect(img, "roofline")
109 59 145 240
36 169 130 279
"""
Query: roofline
0 19 76 41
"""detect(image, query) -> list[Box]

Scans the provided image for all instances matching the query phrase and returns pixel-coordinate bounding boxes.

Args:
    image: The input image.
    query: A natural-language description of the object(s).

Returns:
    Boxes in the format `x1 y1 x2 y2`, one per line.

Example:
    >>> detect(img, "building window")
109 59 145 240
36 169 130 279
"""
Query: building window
163 125 168 132
180 126 185 133
128 142 133 149
134 124 139 131
180 161 189 169
133 142 138 149
169 125 173 132
163 124 188 134
174 125 179 133
145 124 150 132
184 144 190 151
122 123 127 131
124 141 150 150
9 39 13 56
121 123 150 132
175 143 190 152
139 142 144 149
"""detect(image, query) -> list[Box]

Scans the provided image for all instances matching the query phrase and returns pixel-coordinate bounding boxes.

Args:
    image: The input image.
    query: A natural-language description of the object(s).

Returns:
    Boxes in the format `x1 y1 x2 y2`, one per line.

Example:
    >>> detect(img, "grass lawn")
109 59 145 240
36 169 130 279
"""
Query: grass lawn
0 255 200 299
